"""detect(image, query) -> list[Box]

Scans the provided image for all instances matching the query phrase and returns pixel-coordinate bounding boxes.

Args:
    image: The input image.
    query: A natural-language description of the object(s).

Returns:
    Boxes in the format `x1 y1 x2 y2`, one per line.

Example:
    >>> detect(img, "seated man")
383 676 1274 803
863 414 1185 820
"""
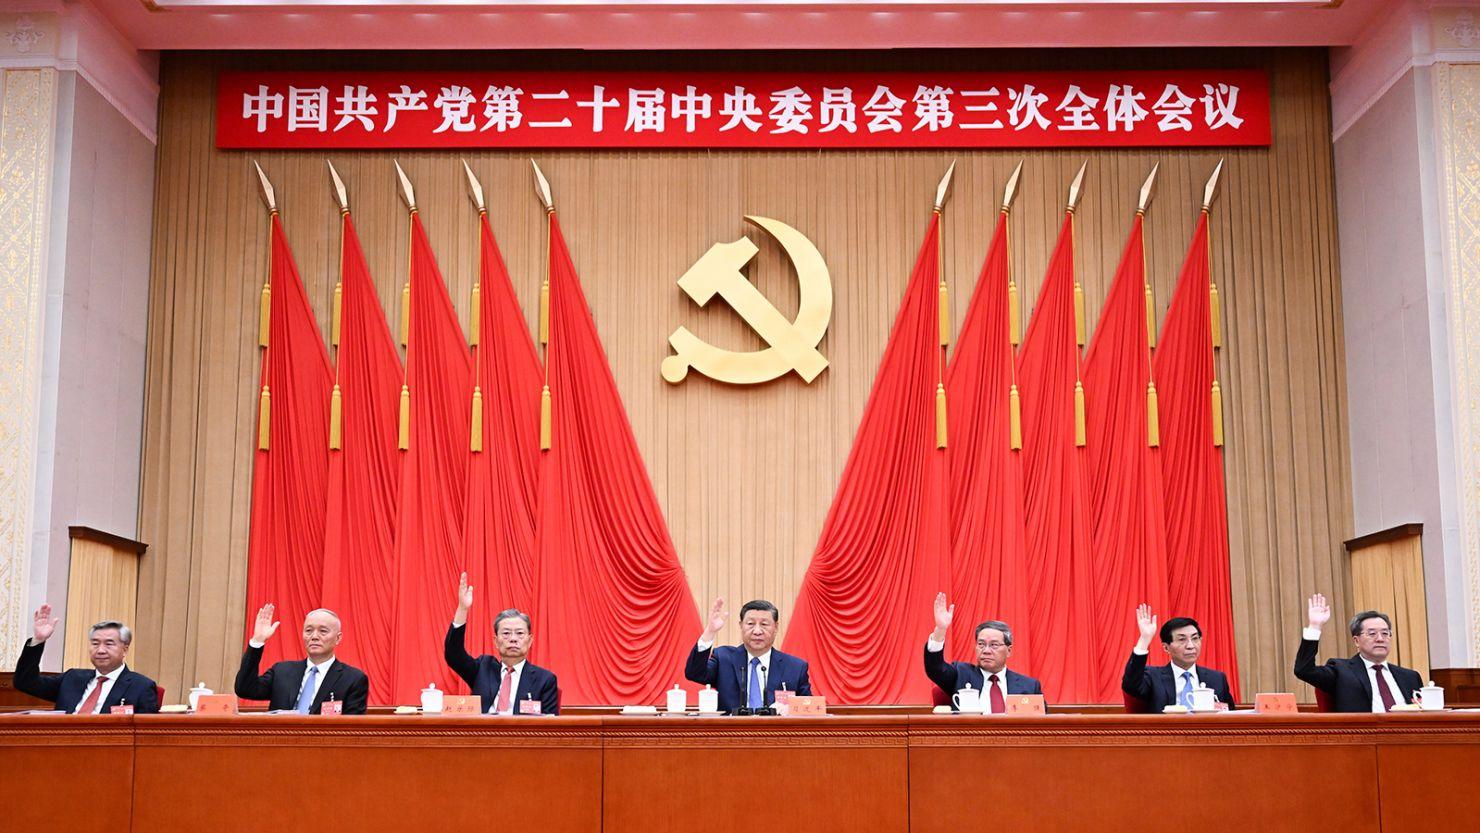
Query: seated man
685 597 810 713
1122 603 1235 711
235 604 369 714
924 592 1042 712
1294 593 1421 713
444 572 559 715
13 604 159 714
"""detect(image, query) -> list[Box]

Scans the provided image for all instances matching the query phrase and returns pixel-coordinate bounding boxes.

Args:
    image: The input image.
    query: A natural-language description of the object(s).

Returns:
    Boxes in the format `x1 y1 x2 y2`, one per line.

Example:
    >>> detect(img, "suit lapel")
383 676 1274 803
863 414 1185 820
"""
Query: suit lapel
1350 657 1374 705
316 661 345 708
284 661 307 710
1160 665 1179 703
731 650 747 701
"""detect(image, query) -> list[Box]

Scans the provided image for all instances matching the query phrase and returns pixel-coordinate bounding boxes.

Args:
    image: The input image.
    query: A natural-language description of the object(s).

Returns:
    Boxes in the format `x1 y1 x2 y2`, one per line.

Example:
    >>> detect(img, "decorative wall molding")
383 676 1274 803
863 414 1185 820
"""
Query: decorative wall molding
1433 61 1480 665
0 4 158 144
0 67 57 670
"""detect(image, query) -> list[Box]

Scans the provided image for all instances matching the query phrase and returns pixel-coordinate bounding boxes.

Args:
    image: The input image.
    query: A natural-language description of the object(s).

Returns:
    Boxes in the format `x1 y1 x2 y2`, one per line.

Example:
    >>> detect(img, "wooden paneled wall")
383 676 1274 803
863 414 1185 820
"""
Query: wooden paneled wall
136 49 1352 701
62 528 146 669
1348 525 1430 679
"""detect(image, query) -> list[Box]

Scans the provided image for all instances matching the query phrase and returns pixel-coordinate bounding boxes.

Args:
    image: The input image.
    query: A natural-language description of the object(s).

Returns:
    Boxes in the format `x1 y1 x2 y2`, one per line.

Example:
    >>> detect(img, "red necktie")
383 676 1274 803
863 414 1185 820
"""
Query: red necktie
987 673 1006 714
1372 664 1397 711
75 674 104 715
495 666 514 714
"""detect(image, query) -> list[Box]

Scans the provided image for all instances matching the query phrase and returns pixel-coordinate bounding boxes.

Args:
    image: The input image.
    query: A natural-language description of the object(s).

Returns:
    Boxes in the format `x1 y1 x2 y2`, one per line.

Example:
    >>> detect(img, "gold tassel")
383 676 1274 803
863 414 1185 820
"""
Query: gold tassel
469 283 481 347
935 383 948 449
329 384 342 451
1211 380 1224 447
331 282 342 348
938 281 950 346
1074 381 1086 447
539 279 550 345
258 283 271 348
1009 384 1023 450
1144 283 1156 349
1008 281 1021 346
400 282 411 346
539 385 552 450
469 386 484 453
1146 381 1160 448
398 384 410 450
1209 282 1222 349
257 386 271 451
1074 281 1086 347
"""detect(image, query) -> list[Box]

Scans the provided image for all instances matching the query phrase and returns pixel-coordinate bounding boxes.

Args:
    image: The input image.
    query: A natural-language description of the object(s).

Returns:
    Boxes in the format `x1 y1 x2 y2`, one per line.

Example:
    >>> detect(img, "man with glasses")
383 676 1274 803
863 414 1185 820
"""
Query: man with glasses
924 592 1042 713
1121 604 1234 711
1295 593 1422 712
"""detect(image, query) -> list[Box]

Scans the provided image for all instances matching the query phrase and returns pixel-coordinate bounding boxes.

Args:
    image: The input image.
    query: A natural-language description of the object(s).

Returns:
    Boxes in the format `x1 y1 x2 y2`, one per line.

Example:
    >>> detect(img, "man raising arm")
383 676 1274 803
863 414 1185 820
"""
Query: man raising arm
13 604 159 714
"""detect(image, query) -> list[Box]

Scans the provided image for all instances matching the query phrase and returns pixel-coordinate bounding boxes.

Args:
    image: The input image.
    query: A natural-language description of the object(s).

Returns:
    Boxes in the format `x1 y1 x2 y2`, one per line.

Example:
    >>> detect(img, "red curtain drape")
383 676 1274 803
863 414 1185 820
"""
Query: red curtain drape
461 213 543 658
389 212 473 704
532 212 700 705
1152 212 1241 701
784 214 951 705
1082 214 1170 702
244 214 334 670
321 212 404 706
945 211 1032 669
1016 212 1096 703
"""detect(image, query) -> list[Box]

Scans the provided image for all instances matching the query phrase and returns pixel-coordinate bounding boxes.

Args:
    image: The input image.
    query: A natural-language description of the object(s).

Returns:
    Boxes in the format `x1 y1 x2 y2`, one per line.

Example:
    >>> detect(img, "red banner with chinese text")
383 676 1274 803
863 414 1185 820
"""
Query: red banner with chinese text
217 71 1269 149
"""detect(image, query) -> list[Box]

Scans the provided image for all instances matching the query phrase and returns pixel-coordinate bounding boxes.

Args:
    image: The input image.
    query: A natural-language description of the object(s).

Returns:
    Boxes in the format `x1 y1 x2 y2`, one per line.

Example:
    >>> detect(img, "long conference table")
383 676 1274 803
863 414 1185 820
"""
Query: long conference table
2 711 1476 832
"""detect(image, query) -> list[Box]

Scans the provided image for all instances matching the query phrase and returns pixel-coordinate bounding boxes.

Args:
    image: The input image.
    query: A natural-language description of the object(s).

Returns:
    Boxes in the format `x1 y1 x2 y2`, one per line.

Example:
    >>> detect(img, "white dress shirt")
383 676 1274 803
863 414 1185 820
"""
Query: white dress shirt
1361 655 1403 712
75 666 125 714
298 655 337 705
695 638 772 703
491 660 526 715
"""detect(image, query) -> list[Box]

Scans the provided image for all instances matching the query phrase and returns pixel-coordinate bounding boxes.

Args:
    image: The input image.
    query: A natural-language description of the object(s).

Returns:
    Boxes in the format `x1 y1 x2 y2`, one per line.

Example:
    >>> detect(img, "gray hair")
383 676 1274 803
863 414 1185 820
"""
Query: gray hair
89 620 132 645
303 608 342 628
493 608 532 632
974 620 1014 647
1349 610 1392 637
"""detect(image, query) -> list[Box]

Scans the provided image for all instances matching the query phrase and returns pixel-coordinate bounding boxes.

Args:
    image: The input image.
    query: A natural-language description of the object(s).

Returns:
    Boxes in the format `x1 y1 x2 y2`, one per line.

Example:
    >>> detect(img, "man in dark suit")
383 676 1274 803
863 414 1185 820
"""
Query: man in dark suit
685 597 811 713
1294 593 1422 713
235 604 369 714
444 572 559 715
13 603 159 714
924 592 1043 713
1122 604 1235 711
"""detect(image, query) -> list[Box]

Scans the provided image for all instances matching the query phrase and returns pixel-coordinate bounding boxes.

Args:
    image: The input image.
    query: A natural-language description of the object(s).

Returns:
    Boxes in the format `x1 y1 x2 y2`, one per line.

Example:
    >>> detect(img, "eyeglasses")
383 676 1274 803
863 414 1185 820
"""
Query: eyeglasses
976 642 1008 651
1359 630 1392 639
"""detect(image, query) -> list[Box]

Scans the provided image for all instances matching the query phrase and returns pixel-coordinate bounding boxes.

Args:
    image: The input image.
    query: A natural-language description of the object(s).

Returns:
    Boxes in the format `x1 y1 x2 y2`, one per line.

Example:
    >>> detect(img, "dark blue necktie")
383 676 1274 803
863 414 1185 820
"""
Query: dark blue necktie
748 657 763 709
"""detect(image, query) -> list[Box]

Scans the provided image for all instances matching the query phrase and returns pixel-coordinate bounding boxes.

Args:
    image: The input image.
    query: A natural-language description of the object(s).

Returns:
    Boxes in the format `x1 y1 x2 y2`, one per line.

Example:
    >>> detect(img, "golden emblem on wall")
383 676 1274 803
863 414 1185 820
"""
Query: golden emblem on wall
661 216 832 385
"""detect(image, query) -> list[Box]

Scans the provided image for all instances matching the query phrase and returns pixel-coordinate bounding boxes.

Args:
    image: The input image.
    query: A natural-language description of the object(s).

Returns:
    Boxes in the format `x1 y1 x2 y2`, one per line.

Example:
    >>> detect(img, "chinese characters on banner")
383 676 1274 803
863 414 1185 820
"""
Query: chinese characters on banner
217 71 1270 149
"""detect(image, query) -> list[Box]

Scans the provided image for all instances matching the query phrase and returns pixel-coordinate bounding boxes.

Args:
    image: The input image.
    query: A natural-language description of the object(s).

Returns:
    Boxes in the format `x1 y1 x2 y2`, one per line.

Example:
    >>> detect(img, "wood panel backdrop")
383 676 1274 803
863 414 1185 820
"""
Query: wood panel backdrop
136 48 1353 702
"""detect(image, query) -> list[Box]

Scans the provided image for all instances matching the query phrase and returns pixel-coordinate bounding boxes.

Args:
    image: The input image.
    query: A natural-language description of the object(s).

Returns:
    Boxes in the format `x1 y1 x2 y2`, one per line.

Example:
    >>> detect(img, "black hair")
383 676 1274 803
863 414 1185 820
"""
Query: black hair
1160 616 1202 644
739 600 780 623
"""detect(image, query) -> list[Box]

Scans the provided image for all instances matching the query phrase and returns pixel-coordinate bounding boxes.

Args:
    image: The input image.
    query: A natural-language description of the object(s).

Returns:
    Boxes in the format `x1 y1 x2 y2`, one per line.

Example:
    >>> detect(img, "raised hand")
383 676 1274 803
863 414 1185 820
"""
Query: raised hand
933 592 955 632
457 572 474 612
702 597 728 641
32 604 59 643
1307 593 1332 630
252 603 281 644
1135 603 1158 647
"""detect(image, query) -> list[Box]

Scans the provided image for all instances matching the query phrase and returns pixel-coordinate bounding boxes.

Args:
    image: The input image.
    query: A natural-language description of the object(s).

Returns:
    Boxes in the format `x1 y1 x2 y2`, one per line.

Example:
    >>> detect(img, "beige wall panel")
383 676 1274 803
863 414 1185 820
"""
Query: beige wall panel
137 49 1353 701
62 537 141 668
1351 534 1430 679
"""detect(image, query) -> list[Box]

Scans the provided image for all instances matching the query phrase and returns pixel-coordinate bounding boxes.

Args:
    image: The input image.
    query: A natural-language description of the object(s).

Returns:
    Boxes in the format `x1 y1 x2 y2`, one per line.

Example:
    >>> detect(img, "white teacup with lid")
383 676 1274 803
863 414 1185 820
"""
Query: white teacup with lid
1191 683 1218 712
421 682 444 714
952 684 981 713
697 685 720 714
188 682 213 711
1416 681 1445 711
666 684 687 714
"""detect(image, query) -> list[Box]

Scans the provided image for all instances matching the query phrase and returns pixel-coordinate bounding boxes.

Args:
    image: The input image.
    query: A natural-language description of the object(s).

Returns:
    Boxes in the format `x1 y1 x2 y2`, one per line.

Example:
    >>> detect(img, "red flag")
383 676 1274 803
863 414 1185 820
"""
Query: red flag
1015 213 1096 703
321 213 403 706
244 215 334 670
945 211 1032 670
461 213 543 657
532 212 700 705
389 213 473 704
1082 214 1169 702
1153 212 1240 701
785 214 952 705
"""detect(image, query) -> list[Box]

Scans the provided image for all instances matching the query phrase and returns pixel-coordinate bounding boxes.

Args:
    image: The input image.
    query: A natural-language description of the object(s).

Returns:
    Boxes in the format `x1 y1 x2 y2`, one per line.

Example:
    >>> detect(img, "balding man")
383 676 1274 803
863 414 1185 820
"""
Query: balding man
235 604 369 714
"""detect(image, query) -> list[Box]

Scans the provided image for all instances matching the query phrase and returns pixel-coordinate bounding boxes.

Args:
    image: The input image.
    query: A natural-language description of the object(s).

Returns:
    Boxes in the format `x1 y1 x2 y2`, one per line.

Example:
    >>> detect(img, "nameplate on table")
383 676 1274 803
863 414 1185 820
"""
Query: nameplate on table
1254 693 1297 714
195 694 239 715
442 695 481 715
1005 695 1046 716
788 695 827 716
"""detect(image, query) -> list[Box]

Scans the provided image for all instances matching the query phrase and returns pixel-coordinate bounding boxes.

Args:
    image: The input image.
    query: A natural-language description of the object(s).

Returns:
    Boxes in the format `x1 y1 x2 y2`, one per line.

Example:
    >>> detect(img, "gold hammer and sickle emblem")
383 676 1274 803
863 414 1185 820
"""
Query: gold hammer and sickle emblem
661 216 832 385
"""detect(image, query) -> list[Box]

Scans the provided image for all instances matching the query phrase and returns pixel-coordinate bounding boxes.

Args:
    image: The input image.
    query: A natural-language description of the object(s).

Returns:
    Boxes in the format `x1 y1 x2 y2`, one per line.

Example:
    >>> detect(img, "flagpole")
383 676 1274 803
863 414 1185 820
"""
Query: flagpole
933 160 955 450
532 160 554 451
251 161 276 451
1137 162 1161 449
1002 160 1023 451
327 161 351 451
1067 161 1088 447
463 160 486 454
1202 159 1226 447
394 160 417 451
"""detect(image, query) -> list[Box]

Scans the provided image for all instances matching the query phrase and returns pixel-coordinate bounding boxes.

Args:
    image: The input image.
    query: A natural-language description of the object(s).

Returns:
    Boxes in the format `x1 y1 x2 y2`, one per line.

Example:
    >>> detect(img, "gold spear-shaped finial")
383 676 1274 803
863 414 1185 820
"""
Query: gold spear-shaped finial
462 159 485 213
327 160 349 214
531 159 554 213
1002 159 1024 212
393 159 417 212
933 159 956 212
252 160 277 213
1066 160 1088 212
1202 158 1224 211
1138 162 1160 214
